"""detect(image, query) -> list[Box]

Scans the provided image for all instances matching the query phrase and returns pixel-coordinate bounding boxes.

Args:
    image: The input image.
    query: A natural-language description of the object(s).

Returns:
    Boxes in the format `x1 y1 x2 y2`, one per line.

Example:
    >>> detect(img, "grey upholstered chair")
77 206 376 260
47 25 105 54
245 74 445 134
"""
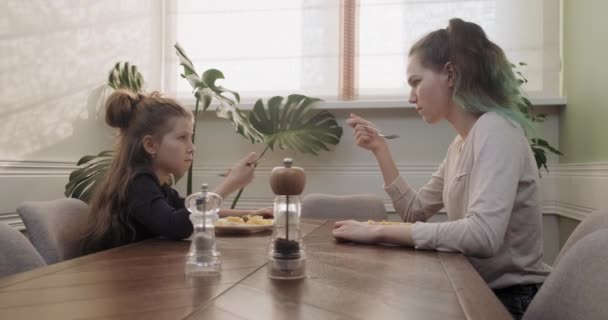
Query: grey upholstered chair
17 198 90 264
0 222 46 277
554 208 608 266
301 193 387 221
522 229 608 320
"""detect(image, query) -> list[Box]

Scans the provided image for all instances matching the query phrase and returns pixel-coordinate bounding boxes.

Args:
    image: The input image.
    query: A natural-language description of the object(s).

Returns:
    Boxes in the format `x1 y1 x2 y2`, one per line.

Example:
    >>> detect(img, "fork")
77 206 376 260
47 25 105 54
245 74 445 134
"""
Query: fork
360 124 400 139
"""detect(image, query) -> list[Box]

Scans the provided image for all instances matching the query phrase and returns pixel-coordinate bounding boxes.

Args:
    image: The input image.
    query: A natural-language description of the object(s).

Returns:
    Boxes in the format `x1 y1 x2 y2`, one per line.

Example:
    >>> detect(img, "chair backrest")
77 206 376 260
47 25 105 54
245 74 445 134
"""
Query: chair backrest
0 222 46 278
301 193 387 221
554 208 608 265
17 198 90 264
523 229 608 320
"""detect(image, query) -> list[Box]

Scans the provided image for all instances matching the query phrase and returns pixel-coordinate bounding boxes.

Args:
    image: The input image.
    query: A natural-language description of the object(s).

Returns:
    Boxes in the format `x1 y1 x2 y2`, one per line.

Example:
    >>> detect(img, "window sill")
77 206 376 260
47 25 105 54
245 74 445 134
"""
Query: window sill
178 96 566 111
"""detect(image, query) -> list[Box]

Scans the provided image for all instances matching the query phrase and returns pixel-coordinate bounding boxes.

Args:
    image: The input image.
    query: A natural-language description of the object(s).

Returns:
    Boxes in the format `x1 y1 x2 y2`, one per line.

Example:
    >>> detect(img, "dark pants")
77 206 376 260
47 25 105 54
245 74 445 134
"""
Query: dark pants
493 283 541 320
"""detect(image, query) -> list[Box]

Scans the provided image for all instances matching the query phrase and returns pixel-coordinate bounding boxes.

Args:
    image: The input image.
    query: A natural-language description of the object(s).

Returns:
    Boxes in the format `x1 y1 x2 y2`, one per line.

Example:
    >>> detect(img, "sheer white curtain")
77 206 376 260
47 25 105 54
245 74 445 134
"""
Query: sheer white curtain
164 0 340 103
358 0 560 99
0 0 162 160
163 0 560 103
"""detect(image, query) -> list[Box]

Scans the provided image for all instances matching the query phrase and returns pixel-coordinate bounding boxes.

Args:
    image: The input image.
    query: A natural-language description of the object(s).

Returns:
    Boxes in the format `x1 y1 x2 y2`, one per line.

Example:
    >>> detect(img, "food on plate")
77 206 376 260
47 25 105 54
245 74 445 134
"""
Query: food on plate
216 215 273 226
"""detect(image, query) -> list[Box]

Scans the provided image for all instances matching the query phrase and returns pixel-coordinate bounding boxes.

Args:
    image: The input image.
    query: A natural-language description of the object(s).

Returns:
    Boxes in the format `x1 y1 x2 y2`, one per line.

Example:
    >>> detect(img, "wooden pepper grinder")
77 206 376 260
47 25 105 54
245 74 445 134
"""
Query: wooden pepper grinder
267 158 307 279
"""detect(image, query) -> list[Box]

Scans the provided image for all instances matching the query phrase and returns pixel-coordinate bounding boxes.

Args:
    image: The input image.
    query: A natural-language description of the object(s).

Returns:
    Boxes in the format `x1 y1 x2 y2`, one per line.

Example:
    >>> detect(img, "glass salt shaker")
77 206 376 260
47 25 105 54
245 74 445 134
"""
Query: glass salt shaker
267 158 307 279
184 183 222 276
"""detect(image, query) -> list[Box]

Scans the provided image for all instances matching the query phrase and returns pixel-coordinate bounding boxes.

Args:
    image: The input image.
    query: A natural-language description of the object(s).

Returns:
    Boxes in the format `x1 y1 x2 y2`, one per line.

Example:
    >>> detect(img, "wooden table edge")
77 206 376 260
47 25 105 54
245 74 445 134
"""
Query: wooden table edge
438 252 512 320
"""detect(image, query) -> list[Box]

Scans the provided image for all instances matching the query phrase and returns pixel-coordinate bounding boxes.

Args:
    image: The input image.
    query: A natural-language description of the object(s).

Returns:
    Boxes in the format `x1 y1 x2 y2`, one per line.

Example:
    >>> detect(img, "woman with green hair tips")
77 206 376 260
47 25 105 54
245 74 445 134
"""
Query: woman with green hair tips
333 18 550 319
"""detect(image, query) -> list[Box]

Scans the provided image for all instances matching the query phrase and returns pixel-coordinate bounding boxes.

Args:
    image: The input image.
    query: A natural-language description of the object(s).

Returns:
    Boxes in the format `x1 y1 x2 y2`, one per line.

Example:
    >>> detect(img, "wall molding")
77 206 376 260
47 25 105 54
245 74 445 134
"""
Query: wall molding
178 96 567 111
0 160 76 176
1 160 606 229
0 160 77 229
541 201 594 221
545 162 608 177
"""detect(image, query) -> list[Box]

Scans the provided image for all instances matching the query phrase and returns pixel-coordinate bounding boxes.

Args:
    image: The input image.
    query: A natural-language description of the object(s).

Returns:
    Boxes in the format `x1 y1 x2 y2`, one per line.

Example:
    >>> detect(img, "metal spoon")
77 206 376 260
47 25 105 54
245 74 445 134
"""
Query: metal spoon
360 124 400 139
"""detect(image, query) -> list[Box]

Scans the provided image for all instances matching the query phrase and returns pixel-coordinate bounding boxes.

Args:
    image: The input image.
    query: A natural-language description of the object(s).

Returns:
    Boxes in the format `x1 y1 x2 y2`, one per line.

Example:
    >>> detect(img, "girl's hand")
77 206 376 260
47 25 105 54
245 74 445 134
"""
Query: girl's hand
345 114 388 154
332 220 382 244
225 152 257 189
215 152 257 198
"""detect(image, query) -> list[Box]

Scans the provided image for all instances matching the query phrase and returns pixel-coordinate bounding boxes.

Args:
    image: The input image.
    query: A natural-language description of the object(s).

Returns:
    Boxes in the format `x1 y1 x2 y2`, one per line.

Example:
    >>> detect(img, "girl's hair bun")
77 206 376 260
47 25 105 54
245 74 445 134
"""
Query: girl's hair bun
105 89 141 129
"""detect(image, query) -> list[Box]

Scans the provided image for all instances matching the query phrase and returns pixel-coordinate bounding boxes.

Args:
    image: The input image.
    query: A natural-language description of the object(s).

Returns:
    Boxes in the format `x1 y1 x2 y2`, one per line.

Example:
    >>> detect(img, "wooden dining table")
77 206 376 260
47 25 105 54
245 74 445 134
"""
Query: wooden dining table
0 219 511 320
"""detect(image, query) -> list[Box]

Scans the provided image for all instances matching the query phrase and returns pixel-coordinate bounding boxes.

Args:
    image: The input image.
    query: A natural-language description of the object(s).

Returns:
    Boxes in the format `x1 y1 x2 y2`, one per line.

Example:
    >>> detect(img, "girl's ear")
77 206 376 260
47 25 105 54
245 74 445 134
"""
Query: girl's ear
444 62 456 88
142 135 158 158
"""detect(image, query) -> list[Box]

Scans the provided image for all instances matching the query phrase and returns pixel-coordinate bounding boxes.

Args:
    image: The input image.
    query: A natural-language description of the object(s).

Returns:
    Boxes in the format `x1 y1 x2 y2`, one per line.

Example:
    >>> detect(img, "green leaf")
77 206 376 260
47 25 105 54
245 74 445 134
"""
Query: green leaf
175 43 203 89
98 150 114 157
65 151 113 203
532 138 563 156
201 69 240 104
215 97 263 143
249 94 343 155
194 88 214 111
77 154 100 166
532 147 548 172
175 44 240 109
107 62 144 93
533 138 564 156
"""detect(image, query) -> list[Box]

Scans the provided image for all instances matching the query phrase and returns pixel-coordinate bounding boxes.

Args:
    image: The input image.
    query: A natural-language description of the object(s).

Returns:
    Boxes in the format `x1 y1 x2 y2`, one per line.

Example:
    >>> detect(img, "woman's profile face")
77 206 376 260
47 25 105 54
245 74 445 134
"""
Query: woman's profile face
406 54 453 124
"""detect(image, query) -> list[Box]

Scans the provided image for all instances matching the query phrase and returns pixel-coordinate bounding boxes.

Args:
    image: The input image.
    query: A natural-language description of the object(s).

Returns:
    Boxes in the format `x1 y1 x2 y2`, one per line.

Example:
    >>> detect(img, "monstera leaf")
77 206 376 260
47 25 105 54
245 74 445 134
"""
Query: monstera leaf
65 150 113 202
176 43 263 193
216 98 264 144
249 94 342 155
108 62 144 92
176 44 262 142
65 62 145 202
175 43 240 111
228 94 343 209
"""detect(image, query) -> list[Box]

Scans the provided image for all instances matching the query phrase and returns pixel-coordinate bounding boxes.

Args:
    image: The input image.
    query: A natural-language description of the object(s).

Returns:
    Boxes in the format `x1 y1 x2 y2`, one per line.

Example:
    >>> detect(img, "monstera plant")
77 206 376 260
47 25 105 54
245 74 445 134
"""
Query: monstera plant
175 44 343 208
513 62 563 174
64 62 144 202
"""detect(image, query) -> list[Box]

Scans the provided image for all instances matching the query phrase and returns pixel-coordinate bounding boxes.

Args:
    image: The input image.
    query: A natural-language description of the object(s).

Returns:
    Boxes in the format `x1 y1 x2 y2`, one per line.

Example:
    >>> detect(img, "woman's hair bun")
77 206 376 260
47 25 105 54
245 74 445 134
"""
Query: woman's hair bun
105 89 141 129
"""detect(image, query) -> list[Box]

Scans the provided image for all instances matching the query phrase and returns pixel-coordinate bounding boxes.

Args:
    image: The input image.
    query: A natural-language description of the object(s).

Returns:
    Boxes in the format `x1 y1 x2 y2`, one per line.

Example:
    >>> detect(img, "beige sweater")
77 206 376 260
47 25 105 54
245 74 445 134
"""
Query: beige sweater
385 112 551 289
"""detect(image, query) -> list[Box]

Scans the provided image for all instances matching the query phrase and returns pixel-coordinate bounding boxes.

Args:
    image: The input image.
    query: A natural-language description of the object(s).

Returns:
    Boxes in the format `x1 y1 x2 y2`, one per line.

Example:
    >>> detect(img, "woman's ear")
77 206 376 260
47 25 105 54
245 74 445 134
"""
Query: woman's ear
142 135 158 158
444 62 456 88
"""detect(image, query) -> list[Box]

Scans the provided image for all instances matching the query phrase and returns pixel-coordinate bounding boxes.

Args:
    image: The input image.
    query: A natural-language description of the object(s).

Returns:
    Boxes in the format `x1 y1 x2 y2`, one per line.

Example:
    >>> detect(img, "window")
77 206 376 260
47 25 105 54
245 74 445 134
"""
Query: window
164 0 560 104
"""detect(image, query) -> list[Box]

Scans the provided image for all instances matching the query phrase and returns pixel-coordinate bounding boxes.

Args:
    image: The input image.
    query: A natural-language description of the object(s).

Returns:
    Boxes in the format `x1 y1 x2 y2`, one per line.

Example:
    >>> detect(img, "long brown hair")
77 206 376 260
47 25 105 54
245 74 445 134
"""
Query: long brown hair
409 18 533 134
81 90 191 253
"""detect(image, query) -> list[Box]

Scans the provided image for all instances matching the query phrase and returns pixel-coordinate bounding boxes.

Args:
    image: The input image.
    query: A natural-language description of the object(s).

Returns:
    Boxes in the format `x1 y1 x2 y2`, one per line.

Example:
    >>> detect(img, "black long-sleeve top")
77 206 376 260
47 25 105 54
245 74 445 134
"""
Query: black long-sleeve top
125 169 193 241
84 169 192 254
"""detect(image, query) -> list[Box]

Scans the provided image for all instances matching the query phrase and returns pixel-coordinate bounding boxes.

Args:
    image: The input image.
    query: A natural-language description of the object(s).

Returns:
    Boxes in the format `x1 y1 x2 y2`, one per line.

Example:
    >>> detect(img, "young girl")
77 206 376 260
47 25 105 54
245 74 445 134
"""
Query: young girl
332 18 551 319
81 90 270 254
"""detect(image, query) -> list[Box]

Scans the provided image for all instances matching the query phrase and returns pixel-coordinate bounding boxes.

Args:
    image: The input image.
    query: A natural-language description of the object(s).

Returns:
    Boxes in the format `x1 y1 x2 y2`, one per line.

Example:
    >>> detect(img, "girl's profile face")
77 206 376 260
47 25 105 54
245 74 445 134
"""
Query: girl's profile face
406 54 453 124
149 116 195 182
